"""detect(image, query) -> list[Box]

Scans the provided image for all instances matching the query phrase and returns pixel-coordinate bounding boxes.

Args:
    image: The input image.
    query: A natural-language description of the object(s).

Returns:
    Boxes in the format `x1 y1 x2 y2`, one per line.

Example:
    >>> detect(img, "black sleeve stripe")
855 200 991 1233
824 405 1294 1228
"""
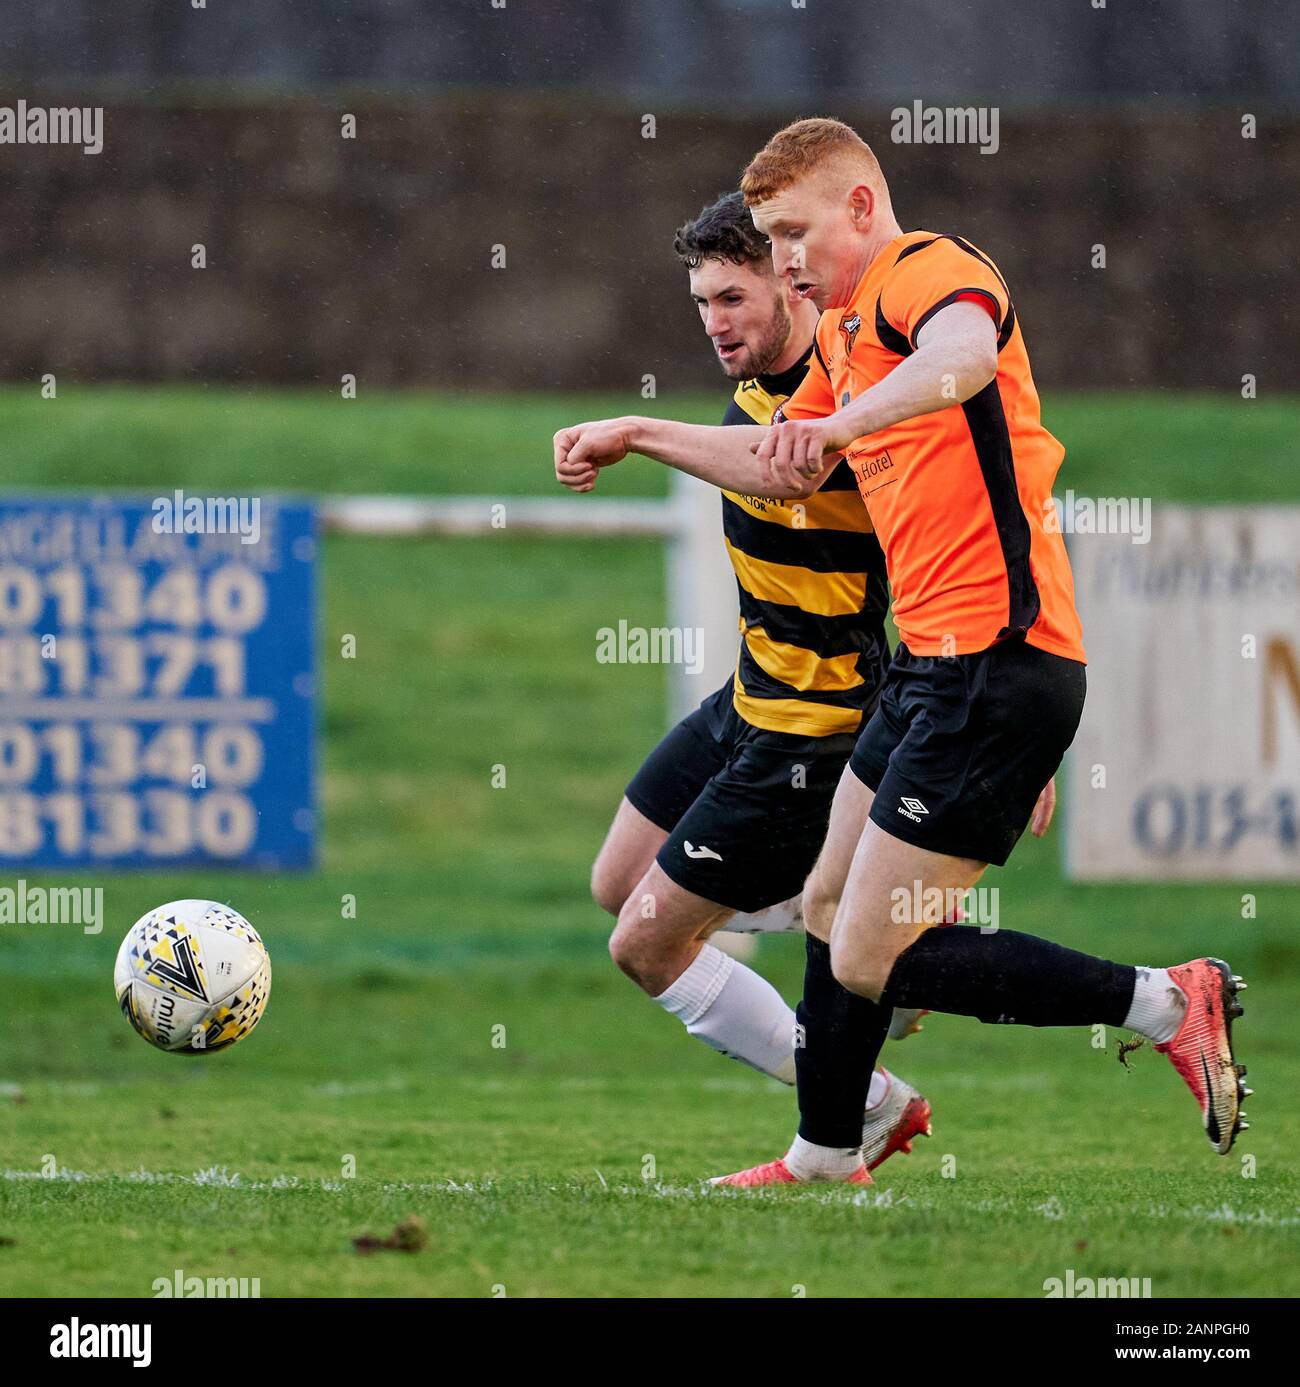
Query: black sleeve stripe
889 234 1016 349
893 232 1011 298
909 287 1004 349
894 236 941 263
812 339 833 377
946 234 1013 302
721 397 756 426
997 301 1016 351
874 294 914 358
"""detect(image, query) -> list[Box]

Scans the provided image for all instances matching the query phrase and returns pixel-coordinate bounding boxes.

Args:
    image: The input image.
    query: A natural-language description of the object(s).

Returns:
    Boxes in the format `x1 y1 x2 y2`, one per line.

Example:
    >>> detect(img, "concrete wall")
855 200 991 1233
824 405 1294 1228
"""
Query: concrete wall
0 92 1293 391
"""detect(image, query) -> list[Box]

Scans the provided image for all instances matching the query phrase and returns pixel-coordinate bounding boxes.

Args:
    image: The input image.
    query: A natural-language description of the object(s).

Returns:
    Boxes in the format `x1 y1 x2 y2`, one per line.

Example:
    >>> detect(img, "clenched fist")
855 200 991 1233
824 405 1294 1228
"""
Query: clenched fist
554 418 635 493
750 414 845 494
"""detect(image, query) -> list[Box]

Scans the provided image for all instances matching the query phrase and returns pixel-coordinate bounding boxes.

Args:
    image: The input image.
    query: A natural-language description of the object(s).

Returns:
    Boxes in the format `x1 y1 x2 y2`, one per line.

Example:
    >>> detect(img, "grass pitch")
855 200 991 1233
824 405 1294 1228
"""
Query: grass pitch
0 387 1298 1297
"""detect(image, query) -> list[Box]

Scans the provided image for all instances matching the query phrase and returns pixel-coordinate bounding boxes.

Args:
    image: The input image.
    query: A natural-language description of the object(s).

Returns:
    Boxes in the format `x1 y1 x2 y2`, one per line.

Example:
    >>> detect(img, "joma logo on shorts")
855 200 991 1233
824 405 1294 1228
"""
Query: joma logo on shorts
898 796 928 824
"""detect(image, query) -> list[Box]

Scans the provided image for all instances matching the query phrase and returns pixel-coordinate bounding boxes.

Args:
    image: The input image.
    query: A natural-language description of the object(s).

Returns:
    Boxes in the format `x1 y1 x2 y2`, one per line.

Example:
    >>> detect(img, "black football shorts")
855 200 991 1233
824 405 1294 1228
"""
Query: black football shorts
625 682 858 914
849 638 1087 867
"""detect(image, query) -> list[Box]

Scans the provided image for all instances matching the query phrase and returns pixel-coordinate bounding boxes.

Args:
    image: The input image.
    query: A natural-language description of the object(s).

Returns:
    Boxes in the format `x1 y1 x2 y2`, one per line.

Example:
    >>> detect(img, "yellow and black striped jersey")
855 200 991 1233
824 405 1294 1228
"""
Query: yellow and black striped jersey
721 349 890 738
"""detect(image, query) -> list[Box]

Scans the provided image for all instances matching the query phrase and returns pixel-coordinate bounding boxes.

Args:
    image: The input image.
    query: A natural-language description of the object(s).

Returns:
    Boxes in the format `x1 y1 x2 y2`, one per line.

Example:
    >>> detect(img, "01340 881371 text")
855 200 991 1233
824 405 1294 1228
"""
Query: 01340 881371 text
0 495 317 870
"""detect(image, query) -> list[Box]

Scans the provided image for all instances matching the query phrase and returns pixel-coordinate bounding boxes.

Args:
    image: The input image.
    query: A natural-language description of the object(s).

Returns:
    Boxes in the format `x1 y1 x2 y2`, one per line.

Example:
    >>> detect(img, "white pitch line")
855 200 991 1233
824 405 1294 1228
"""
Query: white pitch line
5 1169 1296 1225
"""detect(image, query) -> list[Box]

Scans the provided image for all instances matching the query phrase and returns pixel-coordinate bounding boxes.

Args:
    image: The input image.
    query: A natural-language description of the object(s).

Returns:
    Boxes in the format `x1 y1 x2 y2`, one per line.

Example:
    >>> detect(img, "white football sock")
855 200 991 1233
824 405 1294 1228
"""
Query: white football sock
655 944 797 1083
1123 966 1188 1044
723 894 805 935
783 1133 864 1181
866 1068 890 1110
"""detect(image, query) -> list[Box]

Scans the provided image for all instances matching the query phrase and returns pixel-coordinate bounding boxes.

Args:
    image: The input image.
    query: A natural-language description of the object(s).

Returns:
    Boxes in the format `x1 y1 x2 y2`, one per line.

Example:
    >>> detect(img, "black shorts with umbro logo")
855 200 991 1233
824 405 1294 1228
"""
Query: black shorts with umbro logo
850 638 1087 866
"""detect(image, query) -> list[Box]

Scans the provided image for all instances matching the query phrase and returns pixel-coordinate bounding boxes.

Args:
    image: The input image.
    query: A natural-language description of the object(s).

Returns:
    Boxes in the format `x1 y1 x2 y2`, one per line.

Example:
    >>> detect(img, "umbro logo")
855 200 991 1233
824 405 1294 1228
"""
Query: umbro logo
898 796 929 825
684 842 723 861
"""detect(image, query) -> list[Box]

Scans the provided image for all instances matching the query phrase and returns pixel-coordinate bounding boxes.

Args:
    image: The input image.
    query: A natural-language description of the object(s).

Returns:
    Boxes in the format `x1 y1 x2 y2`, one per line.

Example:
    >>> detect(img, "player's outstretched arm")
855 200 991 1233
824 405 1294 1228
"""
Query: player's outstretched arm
554 415 818 499
553 418 633 493
755 301 999 487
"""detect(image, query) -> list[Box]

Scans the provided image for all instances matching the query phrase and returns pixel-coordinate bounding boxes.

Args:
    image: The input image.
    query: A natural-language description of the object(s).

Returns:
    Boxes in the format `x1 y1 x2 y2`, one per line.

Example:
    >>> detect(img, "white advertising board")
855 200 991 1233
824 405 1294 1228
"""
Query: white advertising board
1066 505 1300 880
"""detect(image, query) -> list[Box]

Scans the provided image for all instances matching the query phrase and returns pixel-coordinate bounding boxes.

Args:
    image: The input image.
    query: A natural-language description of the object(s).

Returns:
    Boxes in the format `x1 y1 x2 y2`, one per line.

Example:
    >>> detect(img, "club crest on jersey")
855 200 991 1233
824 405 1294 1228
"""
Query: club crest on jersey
839 311 862 358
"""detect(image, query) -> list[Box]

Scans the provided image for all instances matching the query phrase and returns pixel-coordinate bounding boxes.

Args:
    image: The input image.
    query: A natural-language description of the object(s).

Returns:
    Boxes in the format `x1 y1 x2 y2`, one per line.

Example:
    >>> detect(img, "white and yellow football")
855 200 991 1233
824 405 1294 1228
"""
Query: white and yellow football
114 899 272 1054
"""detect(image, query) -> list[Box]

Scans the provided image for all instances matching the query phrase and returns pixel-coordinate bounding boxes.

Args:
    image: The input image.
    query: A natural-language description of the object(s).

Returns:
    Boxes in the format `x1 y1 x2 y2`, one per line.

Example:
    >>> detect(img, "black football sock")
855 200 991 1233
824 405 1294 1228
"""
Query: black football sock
880 925 1136 1028
794 934 891 1148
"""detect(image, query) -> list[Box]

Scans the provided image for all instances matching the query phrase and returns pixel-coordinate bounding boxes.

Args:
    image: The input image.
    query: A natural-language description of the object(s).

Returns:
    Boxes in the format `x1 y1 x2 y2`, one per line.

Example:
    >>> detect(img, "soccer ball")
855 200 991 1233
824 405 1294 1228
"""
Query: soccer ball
114 899 272 1054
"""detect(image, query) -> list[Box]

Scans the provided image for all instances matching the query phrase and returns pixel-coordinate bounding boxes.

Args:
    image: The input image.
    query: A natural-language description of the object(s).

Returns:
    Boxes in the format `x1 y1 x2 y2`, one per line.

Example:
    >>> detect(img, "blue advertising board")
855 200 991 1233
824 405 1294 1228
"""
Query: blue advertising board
0 494 315 869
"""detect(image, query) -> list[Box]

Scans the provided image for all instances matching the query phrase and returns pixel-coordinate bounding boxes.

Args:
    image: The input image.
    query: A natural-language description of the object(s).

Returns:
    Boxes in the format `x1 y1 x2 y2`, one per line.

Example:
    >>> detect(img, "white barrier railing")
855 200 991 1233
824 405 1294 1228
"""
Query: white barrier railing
321 472 740 723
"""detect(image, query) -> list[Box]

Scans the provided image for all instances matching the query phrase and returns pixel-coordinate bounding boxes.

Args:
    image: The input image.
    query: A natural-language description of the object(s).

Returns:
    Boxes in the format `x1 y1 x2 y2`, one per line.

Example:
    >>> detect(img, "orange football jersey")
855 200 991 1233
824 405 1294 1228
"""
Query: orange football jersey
781 231 1085 663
